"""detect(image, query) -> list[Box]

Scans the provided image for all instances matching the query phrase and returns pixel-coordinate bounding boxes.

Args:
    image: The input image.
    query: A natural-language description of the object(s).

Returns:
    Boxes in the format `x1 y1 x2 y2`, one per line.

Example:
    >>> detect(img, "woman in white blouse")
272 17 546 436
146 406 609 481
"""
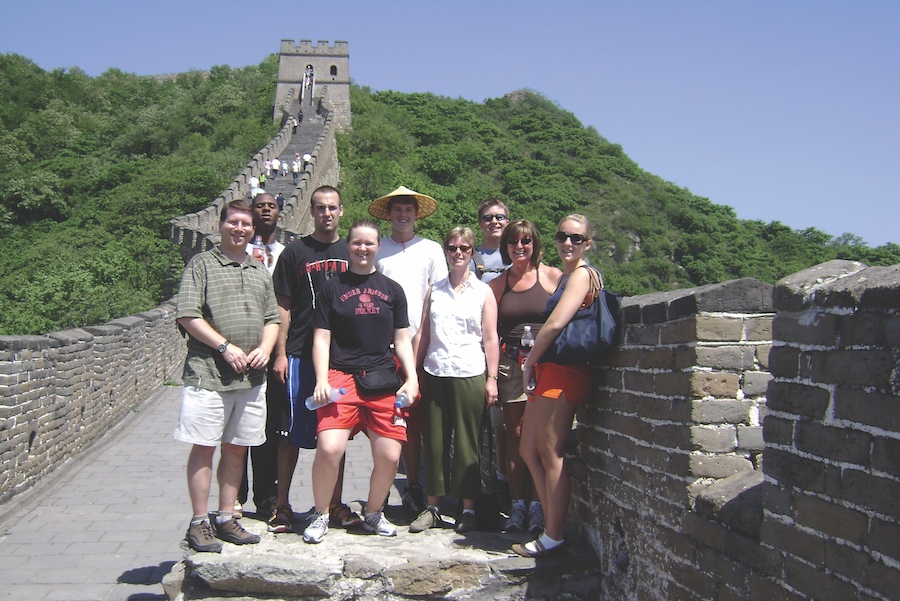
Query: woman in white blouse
411 226 500 534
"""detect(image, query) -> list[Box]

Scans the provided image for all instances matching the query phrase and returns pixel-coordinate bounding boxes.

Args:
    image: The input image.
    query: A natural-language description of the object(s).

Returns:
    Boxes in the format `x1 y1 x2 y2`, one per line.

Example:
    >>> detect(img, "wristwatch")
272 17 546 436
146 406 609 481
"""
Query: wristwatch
217 341 229 354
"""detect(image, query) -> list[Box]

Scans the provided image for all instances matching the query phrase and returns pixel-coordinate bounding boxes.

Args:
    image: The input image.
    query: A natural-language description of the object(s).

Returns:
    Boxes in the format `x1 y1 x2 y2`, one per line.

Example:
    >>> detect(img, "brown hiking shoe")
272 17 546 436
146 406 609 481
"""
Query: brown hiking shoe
213 517 260 545
185 520 223 553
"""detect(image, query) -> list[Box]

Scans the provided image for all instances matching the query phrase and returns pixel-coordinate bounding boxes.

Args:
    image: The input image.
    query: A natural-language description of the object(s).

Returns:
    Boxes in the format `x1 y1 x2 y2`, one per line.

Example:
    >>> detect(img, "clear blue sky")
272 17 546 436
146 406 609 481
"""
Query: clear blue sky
2 0 897 246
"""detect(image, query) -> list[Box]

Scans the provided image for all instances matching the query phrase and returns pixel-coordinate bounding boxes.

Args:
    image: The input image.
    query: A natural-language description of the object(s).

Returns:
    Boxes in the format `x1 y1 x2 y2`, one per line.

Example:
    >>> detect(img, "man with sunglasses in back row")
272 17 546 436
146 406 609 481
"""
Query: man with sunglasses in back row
471 199 511 284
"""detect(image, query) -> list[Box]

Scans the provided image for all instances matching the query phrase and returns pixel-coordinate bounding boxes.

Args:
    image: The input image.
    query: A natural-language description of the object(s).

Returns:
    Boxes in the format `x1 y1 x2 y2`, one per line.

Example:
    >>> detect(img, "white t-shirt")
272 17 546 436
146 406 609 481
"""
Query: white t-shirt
376 235 448 338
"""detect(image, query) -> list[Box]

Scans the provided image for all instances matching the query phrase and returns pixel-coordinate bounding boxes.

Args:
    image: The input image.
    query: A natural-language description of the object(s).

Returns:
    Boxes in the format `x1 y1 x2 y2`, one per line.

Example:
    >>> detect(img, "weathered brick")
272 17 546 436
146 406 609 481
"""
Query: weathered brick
742 371 772 397
623 370 656 394
772 311 838 346
824 539 872 586
669 559 717 600
683 511 728 551
766 382 830 419
659 318 696 344
794 493 868 545
692 400 752 424
639 397 692 421
691 425 737 452
763 448 825 492
868 556 900 600
829 468 900 517
745 316 773 341
755 344 771 369
795 421 873 467
654 372 693 397
760 517 824 565
726 529 782 576
691 372 740 399
689 454 752 478
737 426 764 451
872 436 900 478
696 316 744 342
695 346 752 371
653 424 692 450
809 348 897 388
748 572 807 601
834 387 900 433
838 311 888 346
784 555 857 601
868 516 900 561
767 345 799 379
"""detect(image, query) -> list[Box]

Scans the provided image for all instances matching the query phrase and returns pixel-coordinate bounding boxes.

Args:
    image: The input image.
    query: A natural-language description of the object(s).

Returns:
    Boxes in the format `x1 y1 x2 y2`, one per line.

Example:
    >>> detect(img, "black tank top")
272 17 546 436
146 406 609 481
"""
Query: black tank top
497 269 551 343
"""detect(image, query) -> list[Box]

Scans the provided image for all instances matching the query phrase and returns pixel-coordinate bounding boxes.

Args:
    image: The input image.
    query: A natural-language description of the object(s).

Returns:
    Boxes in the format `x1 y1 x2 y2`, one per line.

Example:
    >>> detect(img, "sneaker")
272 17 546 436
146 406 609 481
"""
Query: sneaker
456 511 478 534
303 512 329 544
185 520 223 553
409 507 442 533
330 502 363 527
233 500 243 519
527 503 545 534
267 504 293 533
363 511 397 537
213 517 260 545
401 483 427 515
506 504 526 532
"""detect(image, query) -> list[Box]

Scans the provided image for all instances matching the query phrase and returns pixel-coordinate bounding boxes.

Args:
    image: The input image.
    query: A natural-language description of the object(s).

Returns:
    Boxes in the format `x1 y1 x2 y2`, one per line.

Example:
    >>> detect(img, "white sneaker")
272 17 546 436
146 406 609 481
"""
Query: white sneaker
303 512 329 544
363 511 397 537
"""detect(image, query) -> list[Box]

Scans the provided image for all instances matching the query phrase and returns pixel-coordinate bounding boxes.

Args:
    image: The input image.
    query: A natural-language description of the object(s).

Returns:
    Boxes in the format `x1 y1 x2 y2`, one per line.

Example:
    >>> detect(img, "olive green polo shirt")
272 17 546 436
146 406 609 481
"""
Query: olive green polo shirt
176 246 280 391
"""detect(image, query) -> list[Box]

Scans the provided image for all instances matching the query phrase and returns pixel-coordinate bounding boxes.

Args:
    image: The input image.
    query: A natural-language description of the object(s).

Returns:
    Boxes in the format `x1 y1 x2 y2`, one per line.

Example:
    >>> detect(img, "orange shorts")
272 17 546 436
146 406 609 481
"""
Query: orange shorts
316 370 407 442
531 362 592 404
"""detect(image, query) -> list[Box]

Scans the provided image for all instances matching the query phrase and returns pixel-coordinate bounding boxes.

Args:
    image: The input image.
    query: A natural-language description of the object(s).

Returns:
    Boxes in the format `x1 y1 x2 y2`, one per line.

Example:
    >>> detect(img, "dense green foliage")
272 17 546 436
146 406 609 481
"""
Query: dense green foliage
337 87 899 294
0 54 279 334
0 57 895 335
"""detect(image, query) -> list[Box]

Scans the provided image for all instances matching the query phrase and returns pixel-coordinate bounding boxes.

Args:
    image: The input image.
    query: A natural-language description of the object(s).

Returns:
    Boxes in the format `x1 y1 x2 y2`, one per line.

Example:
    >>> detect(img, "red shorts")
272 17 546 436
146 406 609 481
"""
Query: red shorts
531 362 592 404
316 370 407 442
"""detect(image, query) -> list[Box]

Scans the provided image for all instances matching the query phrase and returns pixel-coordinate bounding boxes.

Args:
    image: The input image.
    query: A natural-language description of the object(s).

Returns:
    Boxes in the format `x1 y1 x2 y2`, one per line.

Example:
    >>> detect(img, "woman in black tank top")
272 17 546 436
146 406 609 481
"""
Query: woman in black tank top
488 220 561 534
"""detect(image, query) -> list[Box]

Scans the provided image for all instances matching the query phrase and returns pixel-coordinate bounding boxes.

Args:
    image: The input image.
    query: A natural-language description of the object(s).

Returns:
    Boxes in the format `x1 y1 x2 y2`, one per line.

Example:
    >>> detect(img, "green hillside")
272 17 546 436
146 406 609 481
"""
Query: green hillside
0 54 280 334
0 55 896 335
336 86 899 294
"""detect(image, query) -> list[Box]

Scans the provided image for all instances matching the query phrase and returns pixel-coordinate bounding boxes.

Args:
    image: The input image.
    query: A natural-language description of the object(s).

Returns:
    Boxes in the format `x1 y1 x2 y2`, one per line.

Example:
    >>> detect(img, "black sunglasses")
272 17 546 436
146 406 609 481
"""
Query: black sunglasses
445 244 472 253
481 214 508 223
555 232 588 245
507 238 533 246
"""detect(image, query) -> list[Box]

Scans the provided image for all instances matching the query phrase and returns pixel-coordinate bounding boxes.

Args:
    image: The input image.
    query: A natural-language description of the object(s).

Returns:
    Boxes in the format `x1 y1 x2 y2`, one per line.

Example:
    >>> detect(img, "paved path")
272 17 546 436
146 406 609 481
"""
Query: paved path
0 386 389 601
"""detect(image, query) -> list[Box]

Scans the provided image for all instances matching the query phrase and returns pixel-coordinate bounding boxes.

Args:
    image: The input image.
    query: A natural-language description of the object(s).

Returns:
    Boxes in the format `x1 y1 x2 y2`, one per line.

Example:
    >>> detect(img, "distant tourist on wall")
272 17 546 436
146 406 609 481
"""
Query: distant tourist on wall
271 158 280 179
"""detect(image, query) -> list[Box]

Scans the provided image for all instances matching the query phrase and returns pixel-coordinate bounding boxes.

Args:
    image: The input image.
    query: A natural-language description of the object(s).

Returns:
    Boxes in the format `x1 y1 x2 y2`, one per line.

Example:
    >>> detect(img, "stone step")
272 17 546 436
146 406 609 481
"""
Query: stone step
163 505 601 600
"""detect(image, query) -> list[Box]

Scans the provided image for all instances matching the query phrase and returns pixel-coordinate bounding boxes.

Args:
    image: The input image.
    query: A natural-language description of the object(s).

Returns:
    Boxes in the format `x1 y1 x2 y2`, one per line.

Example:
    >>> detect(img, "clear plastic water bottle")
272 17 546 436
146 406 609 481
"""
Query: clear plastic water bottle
393 392 412 427
305 387 345 410
518 325 534 367
251 235 266 263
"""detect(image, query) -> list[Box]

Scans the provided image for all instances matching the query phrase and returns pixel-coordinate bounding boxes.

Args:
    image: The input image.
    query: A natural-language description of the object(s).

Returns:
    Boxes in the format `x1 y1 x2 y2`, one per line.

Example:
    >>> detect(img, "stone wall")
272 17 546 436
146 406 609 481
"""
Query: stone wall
169 110 339 260
0 301 185 504
275 39 350 131
574 262 899 600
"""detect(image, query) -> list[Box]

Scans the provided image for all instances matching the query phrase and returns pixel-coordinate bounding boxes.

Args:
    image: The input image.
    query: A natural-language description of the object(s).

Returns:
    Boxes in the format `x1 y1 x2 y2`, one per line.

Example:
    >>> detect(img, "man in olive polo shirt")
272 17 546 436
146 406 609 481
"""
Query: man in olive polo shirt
174 199 280 553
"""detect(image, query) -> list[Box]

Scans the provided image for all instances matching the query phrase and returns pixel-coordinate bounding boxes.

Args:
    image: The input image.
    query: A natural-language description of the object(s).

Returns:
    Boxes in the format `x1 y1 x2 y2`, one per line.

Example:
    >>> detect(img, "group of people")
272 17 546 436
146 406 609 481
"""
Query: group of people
174 184 599 559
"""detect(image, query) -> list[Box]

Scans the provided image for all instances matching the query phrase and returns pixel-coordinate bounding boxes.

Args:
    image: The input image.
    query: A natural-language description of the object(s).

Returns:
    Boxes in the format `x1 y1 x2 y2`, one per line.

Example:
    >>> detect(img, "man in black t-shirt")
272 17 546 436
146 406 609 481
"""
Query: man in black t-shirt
267 186 354 533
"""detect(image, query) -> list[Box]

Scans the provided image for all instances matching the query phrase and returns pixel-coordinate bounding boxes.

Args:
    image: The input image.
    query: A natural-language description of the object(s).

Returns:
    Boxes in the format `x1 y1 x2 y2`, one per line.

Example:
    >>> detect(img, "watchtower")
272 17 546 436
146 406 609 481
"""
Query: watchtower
275 39 350 130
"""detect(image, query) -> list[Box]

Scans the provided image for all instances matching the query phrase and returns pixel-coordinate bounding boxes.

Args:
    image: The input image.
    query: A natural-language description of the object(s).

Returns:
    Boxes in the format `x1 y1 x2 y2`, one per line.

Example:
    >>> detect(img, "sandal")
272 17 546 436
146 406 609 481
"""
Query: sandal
512 537 566 558
330 502 363 527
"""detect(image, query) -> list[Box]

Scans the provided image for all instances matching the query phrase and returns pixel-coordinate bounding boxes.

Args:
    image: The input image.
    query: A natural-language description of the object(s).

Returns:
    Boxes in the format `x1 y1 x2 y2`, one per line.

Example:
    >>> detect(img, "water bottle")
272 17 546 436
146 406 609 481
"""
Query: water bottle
393 392 412 427
518 325 534 368
305 387 346 410
251 235 266 263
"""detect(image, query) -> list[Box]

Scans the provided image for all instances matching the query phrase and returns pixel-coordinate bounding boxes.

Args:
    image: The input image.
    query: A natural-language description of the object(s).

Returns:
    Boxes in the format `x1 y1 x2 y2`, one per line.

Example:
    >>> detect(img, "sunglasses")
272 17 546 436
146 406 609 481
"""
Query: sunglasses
507 238 533 246
481 214 508 223
555 232 588 245
445 244 472 253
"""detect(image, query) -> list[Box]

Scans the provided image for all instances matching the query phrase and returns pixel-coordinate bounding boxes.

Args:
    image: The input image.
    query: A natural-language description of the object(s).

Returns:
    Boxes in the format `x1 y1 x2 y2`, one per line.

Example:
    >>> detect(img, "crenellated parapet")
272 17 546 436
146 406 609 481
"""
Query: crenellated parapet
274 39 350 131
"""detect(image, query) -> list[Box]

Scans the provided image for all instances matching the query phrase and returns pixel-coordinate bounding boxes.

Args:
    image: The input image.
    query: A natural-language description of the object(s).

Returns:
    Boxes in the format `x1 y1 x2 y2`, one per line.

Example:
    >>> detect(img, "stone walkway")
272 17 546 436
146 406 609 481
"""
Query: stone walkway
0 385 401 601
0 385 601 601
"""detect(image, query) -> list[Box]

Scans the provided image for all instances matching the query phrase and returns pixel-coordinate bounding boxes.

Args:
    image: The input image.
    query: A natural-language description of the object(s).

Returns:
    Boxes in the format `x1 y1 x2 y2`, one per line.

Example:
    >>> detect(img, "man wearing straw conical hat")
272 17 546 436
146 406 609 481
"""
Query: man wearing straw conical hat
369 186 448 517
